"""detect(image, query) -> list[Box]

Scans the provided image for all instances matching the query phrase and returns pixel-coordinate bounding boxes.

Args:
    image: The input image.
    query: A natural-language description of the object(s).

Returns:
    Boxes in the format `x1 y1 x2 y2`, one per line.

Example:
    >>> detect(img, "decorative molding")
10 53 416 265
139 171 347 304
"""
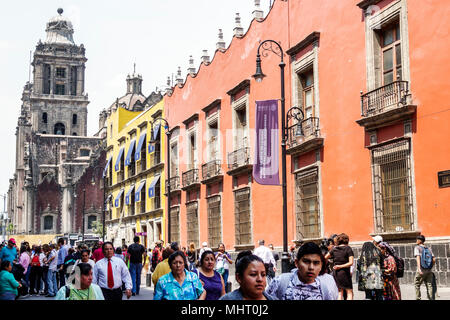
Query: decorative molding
286 32 320 58
226 79 251 97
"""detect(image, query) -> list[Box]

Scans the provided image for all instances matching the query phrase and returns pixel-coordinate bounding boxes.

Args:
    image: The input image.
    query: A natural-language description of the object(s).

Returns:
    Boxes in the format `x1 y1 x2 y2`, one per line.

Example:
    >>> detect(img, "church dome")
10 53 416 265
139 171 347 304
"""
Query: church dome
45 8 75 45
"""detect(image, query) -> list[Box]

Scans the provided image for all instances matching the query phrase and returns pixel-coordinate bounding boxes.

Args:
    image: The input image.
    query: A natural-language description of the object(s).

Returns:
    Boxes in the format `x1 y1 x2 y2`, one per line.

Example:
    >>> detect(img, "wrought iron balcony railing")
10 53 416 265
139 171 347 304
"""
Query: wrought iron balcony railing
361 81 409 117
227 147 250 171
287 117 320 149
166 176 181 193
202 160 222 181
182 168 200 188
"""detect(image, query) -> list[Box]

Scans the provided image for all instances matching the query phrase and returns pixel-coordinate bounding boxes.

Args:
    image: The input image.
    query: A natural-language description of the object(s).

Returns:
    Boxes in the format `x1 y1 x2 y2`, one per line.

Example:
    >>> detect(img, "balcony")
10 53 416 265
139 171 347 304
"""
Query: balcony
226 147 252 176
182 168 200 190
201 160 223 184
357 81 416 130
287 117 323 156
166 176 181 194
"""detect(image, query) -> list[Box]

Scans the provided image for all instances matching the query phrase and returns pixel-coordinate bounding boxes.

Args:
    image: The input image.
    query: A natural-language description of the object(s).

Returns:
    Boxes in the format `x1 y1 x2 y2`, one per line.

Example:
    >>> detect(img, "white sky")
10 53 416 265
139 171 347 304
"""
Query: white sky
0 0 273 198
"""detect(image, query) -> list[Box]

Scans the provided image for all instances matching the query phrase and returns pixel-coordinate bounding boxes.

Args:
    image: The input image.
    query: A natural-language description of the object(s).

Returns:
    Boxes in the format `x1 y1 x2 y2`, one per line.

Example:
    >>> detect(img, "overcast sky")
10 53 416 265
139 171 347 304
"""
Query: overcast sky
0 0 273 199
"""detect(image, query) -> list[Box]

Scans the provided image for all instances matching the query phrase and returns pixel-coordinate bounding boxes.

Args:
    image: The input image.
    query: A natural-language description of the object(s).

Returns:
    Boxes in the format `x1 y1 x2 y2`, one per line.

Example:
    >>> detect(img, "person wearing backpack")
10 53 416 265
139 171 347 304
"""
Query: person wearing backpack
414 235 435 300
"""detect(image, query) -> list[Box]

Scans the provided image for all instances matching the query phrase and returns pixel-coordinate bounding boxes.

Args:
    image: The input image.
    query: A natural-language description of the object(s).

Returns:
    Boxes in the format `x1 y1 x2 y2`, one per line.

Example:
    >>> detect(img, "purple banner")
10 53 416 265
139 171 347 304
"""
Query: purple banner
253 100 280 185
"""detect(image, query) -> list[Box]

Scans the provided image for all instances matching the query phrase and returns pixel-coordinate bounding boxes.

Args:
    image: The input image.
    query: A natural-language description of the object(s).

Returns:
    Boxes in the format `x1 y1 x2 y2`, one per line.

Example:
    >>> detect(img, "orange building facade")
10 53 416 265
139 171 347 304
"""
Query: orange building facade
163 0 450 284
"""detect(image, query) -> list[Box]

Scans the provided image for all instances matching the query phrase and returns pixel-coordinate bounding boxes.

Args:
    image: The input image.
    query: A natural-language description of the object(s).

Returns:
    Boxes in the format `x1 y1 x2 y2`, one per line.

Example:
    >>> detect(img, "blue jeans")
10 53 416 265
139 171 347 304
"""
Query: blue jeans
222 269 230 293
129 263 142 294
0 292 16 300
47 270 58 296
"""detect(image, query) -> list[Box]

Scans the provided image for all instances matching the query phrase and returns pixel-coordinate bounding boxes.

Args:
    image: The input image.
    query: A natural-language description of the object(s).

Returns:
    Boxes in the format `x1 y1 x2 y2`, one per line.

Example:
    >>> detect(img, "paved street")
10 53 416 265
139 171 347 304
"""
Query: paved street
17 271 450 300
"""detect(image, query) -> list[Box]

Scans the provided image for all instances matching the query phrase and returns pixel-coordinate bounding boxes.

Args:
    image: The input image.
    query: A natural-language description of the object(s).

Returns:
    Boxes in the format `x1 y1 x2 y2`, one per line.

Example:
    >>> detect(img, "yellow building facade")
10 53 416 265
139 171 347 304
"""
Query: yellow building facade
104 99 165 249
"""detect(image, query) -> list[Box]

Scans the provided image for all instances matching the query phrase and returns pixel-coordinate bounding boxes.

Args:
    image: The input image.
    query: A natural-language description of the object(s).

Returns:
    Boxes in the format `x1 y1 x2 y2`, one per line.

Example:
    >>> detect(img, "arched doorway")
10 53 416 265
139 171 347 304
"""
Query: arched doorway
54 123 65 135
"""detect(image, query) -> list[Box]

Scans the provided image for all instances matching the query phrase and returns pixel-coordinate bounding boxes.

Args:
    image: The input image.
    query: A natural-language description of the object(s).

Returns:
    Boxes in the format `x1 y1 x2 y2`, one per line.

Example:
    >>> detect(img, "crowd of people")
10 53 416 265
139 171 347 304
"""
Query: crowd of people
0 232 438 301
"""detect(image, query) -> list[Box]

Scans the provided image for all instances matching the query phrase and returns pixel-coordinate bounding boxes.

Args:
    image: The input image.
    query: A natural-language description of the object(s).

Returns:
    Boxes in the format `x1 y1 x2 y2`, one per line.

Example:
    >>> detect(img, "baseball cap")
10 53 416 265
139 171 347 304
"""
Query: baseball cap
372 235 383 243
8 238 16 244
202 242 208 247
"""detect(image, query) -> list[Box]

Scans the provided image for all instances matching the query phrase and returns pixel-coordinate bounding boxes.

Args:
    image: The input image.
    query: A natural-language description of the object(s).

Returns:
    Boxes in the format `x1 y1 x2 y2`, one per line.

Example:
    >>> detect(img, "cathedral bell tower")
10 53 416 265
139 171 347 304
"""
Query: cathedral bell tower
30 8 89 137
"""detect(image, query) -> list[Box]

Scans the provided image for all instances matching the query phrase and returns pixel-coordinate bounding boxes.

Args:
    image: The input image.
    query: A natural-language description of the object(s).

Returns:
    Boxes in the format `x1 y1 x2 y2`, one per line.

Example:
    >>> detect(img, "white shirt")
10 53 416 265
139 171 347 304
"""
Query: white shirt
48 249 58 271
253 245 276 265
93 256 132 290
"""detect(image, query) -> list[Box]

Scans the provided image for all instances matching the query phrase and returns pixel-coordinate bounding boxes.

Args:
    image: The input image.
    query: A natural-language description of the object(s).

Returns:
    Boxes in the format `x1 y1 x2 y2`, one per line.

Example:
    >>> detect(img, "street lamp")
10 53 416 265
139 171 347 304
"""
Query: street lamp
252 39 304 273
149 117 172 244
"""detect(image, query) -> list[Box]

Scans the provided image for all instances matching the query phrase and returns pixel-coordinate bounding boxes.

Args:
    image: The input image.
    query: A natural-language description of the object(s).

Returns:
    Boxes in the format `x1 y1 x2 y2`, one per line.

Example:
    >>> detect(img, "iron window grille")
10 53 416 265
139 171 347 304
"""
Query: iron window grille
295 168 320 239
371 140 414 233
234 188 252 246
170 206 180 244
186 201 199 248
207 195 222 248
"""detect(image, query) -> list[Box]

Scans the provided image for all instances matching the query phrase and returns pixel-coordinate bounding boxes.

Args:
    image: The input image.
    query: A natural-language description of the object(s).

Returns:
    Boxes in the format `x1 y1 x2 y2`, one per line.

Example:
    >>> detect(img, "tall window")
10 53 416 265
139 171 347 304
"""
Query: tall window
235 107 248 149
87 215 97 230
43 215 53 231
372 140 413 233
208 121 219 161
56 68 66 78
72 114 78 125
299 69 315 119
381 21 402 85
295 169 320 239
189 133 196 169
186 202 199 248
43 64 51 94
170 206 180 244
70 66 77 95
207 196 222 248
234 188 251 246
170 142 179 176
42 112 48 124
55 84 65 95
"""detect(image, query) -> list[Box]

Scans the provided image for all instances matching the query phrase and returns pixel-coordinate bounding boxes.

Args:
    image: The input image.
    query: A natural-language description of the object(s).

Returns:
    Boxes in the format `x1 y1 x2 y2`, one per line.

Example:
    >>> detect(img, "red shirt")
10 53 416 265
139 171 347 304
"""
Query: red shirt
92 247 104 262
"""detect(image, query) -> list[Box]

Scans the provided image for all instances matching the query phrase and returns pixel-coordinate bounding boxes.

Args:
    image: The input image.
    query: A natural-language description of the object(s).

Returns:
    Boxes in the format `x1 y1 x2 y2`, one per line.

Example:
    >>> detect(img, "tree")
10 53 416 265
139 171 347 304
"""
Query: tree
91 221 104 238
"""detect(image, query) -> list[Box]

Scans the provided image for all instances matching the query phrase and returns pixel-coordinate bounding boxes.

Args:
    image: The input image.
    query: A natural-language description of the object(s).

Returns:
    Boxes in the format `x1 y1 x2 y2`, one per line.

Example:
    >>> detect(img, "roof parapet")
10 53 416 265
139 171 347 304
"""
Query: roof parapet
233 13 244 38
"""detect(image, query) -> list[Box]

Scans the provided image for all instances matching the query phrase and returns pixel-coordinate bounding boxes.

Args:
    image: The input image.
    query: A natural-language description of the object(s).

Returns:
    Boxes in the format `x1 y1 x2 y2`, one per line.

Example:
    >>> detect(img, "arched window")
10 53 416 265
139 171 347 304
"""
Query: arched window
42 112 48 124
43 216 53 231
54 123 65 135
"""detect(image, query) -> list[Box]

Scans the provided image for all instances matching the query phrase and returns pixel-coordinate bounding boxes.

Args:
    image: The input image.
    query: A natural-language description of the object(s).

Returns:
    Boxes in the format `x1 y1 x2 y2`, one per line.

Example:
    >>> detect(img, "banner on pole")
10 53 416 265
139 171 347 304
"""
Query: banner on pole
253 100 280 185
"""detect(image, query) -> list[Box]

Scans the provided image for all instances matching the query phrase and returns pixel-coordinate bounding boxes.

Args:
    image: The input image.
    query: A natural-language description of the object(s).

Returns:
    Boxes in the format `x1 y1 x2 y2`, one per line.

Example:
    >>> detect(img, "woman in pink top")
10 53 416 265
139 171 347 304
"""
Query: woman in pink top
19 245 30 296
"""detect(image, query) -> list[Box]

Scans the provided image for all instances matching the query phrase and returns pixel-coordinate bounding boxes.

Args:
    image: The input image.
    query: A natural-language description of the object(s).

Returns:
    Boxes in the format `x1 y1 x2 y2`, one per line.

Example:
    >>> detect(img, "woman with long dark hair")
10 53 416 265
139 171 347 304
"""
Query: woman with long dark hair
197 251 225 300
220 251 277 300
357 241 384 300
325 233 354 300
378 242 401 300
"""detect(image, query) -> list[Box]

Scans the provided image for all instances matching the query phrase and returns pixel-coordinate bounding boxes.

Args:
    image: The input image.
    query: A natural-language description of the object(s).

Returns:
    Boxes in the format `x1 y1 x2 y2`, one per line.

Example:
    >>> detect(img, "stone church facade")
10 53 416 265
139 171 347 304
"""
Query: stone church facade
8 9 105 243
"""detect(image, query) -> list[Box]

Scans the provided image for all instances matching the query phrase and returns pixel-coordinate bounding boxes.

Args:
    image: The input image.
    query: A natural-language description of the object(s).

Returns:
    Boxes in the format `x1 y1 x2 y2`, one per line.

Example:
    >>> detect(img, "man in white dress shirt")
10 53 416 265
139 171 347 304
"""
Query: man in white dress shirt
93 242 132 300
253 240 276 285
